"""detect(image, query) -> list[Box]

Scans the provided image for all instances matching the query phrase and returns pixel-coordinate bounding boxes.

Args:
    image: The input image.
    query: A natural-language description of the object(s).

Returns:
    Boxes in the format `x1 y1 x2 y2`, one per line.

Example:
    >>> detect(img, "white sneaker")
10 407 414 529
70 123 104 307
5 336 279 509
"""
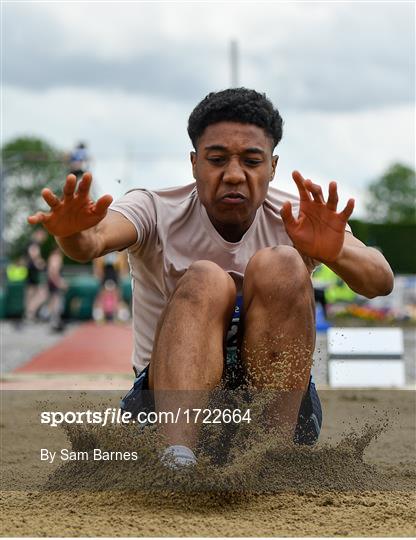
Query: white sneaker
161 445 197 469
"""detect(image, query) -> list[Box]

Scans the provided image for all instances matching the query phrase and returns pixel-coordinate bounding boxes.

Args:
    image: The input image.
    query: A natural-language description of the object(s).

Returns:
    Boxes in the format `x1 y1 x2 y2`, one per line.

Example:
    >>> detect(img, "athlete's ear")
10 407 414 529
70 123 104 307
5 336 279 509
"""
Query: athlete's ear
190 151 197 179
270 155 279 182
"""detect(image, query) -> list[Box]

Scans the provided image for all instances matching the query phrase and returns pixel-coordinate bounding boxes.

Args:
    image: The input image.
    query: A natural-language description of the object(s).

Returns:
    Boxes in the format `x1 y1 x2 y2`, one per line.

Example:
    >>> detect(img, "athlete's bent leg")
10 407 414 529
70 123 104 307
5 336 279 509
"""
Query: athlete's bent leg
242 246 315 440
148 261 236 449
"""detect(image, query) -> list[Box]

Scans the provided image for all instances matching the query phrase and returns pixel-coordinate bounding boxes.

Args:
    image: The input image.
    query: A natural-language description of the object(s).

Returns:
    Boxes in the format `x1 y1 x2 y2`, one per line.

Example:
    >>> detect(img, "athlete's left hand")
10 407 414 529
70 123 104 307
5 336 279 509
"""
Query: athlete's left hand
280 170 355 263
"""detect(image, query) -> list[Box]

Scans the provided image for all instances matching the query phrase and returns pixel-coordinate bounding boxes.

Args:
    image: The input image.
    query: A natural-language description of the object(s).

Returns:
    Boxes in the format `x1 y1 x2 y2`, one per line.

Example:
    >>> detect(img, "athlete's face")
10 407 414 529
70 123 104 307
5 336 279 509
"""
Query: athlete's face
191 121 278 242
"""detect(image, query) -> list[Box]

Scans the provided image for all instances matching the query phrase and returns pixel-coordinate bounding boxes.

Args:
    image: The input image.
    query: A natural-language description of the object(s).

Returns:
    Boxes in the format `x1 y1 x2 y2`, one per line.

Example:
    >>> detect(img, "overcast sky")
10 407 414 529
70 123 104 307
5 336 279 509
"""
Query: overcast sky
2 1 415 217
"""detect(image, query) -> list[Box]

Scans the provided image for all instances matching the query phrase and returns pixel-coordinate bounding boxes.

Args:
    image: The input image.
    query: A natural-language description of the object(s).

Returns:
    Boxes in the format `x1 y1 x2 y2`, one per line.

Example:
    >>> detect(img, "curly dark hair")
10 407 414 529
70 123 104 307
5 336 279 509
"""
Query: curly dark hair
187 88 283 150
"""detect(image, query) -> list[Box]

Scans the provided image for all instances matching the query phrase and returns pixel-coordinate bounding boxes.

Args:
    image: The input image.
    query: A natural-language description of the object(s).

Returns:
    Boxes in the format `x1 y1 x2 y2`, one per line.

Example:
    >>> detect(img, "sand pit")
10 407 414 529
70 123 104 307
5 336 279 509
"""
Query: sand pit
1 388 415 537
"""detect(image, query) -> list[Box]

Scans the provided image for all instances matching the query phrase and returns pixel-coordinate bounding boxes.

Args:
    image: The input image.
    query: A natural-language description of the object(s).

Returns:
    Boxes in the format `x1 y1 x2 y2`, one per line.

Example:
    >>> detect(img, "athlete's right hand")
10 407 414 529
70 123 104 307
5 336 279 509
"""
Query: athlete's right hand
27 172 113 238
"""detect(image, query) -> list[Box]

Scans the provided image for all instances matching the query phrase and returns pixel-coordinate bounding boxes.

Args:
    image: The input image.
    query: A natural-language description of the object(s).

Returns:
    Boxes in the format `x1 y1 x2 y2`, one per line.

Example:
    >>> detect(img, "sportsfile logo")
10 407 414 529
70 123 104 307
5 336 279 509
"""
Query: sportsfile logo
40 409 132 427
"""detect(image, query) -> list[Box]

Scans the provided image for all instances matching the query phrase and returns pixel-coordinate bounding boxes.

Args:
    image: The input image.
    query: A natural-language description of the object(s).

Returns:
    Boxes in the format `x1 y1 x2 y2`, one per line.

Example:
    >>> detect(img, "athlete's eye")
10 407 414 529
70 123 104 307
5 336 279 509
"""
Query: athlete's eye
245 159 262 166
207 156 225 164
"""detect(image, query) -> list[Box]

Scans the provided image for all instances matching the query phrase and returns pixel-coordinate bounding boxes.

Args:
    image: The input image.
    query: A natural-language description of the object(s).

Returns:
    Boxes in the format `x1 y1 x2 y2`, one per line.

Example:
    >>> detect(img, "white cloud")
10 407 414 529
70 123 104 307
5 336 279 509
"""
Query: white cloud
3 2 414 110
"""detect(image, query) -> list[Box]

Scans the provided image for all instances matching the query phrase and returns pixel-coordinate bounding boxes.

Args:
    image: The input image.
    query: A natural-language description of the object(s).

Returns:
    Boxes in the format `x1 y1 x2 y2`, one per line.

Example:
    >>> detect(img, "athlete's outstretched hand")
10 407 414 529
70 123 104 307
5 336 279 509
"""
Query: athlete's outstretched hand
27 173 113 238
280 170 355 263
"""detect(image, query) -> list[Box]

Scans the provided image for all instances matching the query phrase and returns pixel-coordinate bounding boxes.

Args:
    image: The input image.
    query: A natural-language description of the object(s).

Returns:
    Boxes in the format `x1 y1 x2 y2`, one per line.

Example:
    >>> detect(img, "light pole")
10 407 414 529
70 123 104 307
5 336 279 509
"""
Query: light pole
230 40 239 88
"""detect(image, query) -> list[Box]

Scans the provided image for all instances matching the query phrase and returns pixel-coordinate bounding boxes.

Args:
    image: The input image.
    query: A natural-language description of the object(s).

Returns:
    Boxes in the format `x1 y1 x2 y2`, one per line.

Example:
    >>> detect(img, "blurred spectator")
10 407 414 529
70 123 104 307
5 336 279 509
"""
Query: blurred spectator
68 142 90 179
25 228 47 320
47 247 67 331
313 264 356 306
94 252 124 285
7 257 28 283
314 287 328 318
93 252 129 321
101 279 119 321
6 257 28 327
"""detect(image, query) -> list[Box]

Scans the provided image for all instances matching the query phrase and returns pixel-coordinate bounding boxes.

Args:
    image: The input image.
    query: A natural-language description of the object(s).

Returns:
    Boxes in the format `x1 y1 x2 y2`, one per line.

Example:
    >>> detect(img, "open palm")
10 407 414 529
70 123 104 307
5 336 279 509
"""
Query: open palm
27 173 113 238
280 171 355 263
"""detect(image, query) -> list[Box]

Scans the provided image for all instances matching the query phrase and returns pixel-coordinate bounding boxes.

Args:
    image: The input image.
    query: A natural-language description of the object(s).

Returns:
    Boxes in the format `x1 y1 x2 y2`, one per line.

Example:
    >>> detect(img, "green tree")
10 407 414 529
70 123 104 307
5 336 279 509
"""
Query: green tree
366 163 416 224
1 137 67 258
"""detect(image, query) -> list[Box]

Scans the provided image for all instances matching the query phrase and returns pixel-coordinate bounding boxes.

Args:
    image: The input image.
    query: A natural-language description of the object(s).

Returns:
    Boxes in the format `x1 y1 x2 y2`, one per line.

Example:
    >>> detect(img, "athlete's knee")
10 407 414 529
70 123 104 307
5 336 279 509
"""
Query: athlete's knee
244 246 312 303
174 260 236 310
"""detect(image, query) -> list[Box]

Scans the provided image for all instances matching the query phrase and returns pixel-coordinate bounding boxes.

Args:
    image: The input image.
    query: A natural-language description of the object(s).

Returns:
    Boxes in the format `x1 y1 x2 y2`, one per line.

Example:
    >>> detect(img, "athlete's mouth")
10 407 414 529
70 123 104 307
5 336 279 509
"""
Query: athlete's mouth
220 192 247 203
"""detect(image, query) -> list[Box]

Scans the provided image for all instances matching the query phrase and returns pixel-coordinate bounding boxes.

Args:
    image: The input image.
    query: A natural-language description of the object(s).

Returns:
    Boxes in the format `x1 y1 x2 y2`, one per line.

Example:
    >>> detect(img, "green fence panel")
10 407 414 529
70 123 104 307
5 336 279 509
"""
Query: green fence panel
0 288 6 318
63 275 100 320
5 281 25 318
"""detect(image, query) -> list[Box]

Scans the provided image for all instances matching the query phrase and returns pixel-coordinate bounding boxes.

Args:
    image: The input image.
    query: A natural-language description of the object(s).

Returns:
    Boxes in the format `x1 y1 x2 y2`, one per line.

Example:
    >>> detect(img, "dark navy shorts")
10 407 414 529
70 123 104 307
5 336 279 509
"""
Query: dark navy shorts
121 295 322 445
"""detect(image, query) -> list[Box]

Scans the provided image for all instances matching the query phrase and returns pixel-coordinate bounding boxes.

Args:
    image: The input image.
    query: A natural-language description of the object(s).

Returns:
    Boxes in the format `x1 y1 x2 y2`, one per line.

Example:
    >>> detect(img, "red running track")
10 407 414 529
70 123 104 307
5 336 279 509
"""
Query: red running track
15 322 133 374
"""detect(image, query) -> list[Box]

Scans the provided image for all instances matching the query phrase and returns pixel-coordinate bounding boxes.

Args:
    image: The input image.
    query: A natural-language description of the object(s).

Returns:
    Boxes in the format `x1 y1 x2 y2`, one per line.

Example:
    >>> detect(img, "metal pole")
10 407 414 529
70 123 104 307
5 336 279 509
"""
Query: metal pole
230 40 239 88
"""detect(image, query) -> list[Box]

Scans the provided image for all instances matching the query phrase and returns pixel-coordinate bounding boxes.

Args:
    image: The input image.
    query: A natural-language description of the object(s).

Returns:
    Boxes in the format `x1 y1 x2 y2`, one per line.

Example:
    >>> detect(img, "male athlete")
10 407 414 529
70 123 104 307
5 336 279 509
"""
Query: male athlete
28 89 394 467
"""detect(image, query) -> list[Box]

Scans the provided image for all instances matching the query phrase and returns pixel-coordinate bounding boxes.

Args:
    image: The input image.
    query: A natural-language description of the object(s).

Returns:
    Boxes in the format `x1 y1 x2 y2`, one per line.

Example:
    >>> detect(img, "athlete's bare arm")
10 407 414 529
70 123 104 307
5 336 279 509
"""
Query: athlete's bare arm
27 172 137 263
280 170 394 298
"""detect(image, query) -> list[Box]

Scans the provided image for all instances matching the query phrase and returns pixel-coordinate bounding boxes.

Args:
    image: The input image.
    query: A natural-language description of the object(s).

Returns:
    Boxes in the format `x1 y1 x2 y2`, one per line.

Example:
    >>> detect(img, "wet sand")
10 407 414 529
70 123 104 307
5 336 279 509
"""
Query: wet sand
1 388 415 537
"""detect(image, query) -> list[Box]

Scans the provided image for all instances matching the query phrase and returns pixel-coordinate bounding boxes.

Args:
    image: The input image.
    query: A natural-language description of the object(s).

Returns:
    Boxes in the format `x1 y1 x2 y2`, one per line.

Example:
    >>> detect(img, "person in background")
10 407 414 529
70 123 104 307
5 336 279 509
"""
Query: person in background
68 142 90 180
93 252 129 321
313 287 328 319
101 279 119 321
7 257 28 283
6 256 28 327
25 228 47 321
46 247 67 331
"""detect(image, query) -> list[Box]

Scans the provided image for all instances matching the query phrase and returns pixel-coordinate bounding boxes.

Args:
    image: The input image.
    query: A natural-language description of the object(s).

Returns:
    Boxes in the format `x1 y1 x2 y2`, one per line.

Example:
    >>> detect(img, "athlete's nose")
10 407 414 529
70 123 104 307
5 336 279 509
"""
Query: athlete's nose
223 158 246 184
